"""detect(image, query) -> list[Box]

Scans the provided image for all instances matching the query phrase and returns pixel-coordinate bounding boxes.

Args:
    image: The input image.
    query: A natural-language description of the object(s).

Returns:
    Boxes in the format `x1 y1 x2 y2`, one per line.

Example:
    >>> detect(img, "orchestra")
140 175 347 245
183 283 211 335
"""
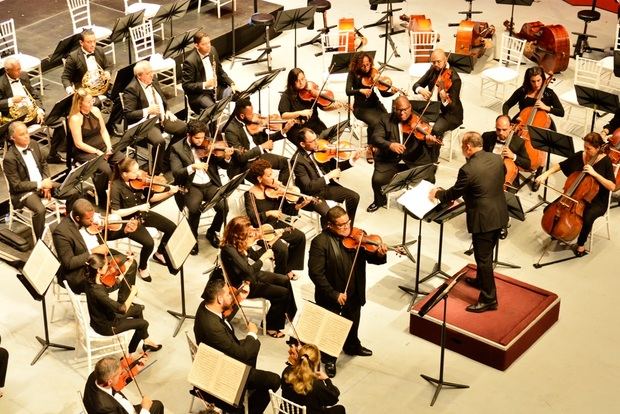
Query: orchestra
1 1 619 412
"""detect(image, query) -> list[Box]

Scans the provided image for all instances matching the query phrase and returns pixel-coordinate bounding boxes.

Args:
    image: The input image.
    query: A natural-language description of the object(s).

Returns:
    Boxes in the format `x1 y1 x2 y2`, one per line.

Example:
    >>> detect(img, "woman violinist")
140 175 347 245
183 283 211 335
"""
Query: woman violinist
244 159 309 280
84 253 162 356
220 216 297 338
110 158 179 282
536 132 615 256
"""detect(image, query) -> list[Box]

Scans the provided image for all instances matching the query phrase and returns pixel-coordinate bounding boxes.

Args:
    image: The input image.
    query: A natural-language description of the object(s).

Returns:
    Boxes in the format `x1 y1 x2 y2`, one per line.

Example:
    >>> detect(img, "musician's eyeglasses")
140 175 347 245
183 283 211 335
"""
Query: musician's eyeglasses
332 219 351 228
394 106 411 113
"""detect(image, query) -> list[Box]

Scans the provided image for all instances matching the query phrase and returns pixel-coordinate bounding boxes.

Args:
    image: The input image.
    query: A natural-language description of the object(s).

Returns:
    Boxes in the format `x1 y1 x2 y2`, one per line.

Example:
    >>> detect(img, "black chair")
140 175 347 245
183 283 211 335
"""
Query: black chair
572 0 604 57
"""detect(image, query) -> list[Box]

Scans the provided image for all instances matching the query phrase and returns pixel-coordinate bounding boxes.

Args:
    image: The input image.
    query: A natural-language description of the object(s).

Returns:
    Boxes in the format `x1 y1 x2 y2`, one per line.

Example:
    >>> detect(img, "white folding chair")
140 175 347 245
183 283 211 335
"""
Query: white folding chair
320 32 355 83
124 0 164 40
197 0 236 19
0 19 44 96
480 34 527 104
588 163 618 251
77 390 87 414
269 390 307 414
63 280 130 373
559 56 602 135
129 21 177 95
408 31 440 81
67 0 116 65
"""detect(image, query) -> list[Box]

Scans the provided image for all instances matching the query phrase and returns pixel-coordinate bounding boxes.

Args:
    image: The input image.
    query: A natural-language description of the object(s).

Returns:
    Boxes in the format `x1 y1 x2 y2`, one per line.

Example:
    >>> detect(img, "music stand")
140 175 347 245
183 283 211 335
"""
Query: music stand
231 68 283 115
109 10 145 64
575 85 619 132
196 94 233 129
318 120 350 141
448 53 475 74
152 0 190 38
495 0 534 37
456 0 483 21
48 33 81 64
273 6 316 68
16 240 74 365
411 100 441 123
109 63 137 101
113 117 159 154
365 0 405 71
162 27 202 61
56 154 104 198
526 126 575 213
493 191 525 269
199 171 248 213
0 114 27 147
44 95 73 127
417 267 470 406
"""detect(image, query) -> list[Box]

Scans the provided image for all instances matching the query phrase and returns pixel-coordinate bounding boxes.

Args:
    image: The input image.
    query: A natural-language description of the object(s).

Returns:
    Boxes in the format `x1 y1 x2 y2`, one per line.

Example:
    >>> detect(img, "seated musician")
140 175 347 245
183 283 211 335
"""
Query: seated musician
52 198 138 302
412 49 463 162
482 115 531 187
293 128 360 225
223 98 293 183
3 121 79 240
601 107 620 148
61 29 110 98
309 206 387 378
182 31 237 114
123 60 187 174
169 120 232 255
194 277 281 414
367 96 436 212
83 356 164 414
536 132 615 257
244 159 308 280
282 343 346 414
110 158 179 282
220 216 297 338
84 253 162 355
0 336 6 399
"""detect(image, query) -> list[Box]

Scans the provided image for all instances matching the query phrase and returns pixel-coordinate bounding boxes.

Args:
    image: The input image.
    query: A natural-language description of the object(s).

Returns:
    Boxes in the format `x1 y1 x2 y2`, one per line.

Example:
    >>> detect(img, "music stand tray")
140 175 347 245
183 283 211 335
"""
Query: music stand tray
448 53 475 74
329 51 376 75
109 63 137 101
44 95 73 127
233 69 283 103
196 94 233 126
113 117 159 154
162 27 202 60
319 120 351 141
273 6 315 68
575 85 619 131
200 171 248 213
48 33 81 63
56 154 105 198
152 0 191 36
109 11 145 43
383 163 437 195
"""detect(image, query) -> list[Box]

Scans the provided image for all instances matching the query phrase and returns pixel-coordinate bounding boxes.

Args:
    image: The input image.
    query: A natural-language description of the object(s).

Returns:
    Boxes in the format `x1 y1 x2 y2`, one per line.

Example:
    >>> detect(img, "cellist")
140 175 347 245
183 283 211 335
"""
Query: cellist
535 132 615 257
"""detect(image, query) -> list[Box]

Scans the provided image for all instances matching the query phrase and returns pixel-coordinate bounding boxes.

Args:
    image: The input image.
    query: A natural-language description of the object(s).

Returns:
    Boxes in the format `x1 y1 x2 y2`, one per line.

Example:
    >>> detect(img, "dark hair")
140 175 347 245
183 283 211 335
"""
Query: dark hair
296 127 313 145
246 159 272 184
115 157 137 181
326 206 347 226
85 253 107 282
522 66 546 92
233 98 252 118
349 52 373 75
79 29 96 42
72 198 94 218
193 31 208 44
495 114 511 124
94 357 119 385
201 277 226 302
583 132 605 148
286 68 304 94
187 120 209 137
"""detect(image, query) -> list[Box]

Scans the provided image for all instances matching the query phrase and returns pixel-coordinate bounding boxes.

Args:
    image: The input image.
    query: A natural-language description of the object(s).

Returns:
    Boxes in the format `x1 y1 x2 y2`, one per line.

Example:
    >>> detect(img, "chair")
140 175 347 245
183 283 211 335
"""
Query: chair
66 0 116 65
123 0 164 40
480 34 527 104
77 390 87 414
587 163 619 251
598 23 620 90
234 298 268 336
559 56 602 135
63 280 130 373
129 21 177 96
407 31 440 82
197 0 236 19
269 390 307 414
0 19 44 96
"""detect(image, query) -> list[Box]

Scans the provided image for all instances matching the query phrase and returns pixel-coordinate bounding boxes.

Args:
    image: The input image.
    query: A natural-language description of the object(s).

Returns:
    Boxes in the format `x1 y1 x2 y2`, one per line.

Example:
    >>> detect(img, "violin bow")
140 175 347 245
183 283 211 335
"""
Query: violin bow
144 144 160 206
111 326 144 398
277 156 300 213
285 312 303 346
249 192 271 251
309 63 336 114
219 254 250 327
341 235 363 312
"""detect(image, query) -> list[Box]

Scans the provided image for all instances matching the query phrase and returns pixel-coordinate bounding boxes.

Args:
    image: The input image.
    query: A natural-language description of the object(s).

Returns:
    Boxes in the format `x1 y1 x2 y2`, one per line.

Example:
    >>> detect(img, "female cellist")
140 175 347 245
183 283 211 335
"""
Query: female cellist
219 216 297 338
244 159 309 280
84 253 162 356
110 157 179 282
536 132 615 256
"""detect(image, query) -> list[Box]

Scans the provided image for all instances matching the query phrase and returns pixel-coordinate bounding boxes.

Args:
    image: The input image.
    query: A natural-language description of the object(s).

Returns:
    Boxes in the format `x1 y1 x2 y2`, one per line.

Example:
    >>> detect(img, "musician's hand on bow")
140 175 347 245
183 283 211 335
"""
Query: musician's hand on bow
535 170 550 185
247 321 259 334
418 88 432 100
337 292 347 306
389 142 406 154
204 78 216 89
500 146 515 159
360 88 372 98
266 210 282 219
141 396 153 411
299 109 313 118
261 139 274 151
283 119 296 134
137 202 150 212
238 281 251 301
326 168 341 180
192 162 208 171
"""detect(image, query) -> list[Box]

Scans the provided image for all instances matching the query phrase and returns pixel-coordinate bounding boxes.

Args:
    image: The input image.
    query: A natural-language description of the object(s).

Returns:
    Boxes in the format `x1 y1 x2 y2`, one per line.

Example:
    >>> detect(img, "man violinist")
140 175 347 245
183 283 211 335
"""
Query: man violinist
412 49 463 162
308 206 387 378
367 96 436 212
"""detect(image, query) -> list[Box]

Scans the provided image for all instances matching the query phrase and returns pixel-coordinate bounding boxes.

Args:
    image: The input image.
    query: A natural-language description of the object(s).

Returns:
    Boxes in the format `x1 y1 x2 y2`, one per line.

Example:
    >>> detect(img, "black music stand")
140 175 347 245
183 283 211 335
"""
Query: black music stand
411 100 441 123
109 63 137 101
575 85 619 132
56 154 104 198
152 0 190 38
162 27 202 61
448 53 475 74
44 95 73 127
199 172 248 213
113 117 159 154
196 94 233 134
365 0 405 71
526 126 575 213
274 7 315 68
417 268 470 406
493 191 525 269
456 0 482 21
496 0 534 37
318 120 350 141
48 33 81 64
109 10 145 64
231 68 283 115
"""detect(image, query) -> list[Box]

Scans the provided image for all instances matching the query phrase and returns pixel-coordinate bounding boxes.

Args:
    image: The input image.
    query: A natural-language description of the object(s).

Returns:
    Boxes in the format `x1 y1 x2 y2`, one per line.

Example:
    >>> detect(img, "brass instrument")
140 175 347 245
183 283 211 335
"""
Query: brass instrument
211 55 217 98
82 63 111 96
2 85 40 124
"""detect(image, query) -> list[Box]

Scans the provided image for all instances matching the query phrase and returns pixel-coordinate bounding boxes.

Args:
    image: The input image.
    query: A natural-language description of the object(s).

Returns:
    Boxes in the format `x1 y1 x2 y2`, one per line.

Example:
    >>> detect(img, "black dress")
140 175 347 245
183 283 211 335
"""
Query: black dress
345 71 393 137
281 365 346 414
502 87 564 130
278 91 327 141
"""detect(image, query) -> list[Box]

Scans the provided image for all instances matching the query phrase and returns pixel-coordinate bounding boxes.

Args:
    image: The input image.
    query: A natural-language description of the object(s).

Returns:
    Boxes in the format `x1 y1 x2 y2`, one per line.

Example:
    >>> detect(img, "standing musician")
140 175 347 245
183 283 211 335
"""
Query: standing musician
52 198 138 302
429 132 508 313
169 120 232 255
281 343 346 414
481 115 531 185
194 277 281 414
219 216 297 338
3 121 79 240
367 96 436 212
309 206 387 378
110 157 179 282
84 254 162 355
123 61 187 174
224 98 293 183
83 356 164 414
535 132 615 257
68 88 123 207
0 335 7 399
244 159 309 280
412 49 464 162
182 31 237 114
293 128 361 225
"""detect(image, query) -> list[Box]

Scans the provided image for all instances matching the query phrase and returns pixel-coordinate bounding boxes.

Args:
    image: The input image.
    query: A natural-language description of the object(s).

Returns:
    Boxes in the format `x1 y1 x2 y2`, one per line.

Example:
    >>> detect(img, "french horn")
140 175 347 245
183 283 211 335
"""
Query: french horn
82 64 111 96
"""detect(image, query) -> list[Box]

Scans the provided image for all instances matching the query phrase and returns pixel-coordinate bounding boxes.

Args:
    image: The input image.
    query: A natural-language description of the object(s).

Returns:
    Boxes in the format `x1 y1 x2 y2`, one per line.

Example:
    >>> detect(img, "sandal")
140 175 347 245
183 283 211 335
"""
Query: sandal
266 330 285 338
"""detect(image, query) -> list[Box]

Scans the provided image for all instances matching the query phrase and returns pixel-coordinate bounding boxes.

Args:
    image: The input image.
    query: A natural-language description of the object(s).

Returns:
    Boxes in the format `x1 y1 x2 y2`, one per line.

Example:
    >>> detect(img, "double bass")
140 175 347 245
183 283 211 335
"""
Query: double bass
505 21 570 73
338 18 367 52
454 20 495 58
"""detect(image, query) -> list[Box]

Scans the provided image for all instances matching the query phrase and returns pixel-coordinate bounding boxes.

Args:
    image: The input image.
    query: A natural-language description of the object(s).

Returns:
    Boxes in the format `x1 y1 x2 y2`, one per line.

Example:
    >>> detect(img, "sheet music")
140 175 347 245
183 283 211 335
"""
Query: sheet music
188 343 251 407
165 217 195 270
22 240 60 296
397 179 439 219
295 301 352 357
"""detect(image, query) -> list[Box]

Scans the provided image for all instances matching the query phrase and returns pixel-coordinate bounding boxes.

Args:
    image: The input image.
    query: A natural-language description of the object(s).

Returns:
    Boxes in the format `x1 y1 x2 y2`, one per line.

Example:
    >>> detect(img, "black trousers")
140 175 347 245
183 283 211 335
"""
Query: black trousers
472 229 500 303
250 271 297 331
319 299 362 364
133 400 164 414
188 86 233 114
371 162 409 205
95 303 149 353
19 189 79 240
74 151 124 208
353 102 387 141
124 211 176 272
577 202 608 247
184 182 228 239
145 120 187 174
272 225 306 274
310 183 360 225
0 346 7 388
430 115 462 162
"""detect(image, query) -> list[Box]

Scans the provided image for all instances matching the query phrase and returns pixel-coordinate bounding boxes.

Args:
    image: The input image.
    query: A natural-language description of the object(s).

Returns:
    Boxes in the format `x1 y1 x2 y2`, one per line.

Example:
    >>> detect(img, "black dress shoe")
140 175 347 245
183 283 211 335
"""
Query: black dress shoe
344 346 373 357
324 362 337 378
190 245 199 256
465 300 498 313
366 202 385 213
464 277 480 288
46 154 65 164
143 343 163 352
206 231 220 248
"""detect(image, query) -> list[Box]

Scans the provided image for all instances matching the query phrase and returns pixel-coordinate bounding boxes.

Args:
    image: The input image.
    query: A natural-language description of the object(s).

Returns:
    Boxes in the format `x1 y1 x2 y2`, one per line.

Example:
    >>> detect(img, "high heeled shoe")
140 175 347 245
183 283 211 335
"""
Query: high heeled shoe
143 343 163 352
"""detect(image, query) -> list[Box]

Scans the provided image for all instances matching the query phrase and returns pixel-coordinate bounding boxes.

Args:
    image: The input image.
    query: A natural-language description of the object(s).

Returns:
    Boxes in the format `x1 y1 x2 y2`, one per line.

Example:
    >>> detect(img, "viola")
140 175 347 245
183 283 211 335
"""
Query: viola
112 352 149 392
100 254 132 288
255 224 292 245
402 112 433 143
194 140 240 160
361 68 407 96
342 227 404 255
313 138 357 163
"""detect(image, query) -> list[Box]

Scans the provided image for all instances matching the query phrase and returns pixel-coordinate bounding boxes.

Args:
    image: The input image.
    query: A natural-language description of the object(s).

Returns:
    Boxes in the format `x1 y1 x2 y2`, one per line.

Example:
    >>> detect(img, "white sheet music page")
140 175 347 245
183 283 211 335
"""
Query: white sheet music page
397 179 439 219
22 240 60 296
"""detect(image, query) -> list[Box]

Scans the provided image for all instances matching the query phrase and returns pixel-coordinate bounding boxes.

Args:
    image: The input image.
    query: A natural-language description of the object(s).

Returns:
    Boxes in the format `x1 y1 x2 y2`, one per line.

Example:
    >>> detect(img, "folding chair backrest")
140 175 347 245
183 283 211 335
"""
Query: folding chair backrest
0 19 19 56
574 56 602 88
498 34 526 68
615 23 620 51
67 0 93 32
129 20 155 61
269 390 306 414
410 31 439 62
63 280 89 340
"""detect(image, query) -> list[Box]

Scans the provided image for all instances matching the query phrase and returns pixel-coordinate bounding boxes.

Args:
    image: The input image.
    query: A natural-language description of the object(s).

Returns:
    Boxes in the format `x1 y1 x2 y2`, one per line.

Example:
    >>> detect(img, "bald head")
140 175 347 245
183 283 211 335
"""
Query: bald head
430 49 448 72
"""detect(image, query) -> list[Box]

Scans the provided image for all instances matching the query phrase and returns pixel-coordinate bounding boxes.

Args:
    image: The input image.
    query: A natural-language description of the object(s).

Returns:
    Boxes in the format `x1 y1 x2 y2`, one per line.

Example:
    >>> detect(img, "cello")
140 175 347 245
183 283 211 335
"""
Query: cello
506 21 570 73
501 126 520 188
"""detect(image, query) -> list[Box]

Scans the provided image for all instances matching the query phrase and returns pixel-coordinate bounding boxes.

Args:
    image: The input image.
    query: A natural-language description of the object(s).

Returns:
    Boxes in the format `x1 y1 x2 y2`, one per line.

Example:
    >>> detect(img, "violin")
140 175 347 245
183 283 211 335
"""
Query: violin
254 224 292 245
99 253 133 288
245 114 303 135
128 174 183 194
86 213 132 235
342 227 404 255
436 69 453 104
361 68 406 96
112 351 150 392
313 138 357 163
263 180 319 204
402 112 433 143
222 280 251 319
299 81 349 111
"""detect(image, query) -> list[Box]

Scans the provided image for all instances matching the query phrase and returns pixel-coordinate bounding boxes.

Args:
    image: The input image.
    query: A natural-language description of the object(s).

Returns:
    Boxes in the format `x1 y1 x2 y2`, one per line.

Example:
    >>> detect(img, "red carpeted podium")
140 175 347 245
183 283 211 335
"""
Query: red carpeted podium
410 265 560 371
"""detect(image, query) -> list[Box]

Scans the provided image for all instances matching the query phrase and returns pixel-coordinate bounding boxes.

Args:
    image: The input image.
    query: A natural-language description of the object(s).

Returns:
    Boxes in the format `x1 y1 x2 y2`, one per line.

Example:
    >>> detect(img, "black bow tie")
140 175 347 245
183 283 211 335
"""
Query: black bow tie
10 79 19 84
85 53 95 58
21 148 30 155
497 139 506 145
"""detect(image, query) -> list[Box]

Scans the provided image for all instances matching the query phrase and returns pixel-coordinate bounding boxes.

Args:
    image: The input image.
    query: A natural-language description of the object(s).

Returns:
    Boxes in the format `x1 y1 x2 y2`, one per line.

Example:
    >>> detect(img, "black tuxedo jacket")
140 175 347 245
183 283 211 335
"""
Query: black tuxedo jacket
2 141 49 208
0 72 42 112
436 150 508 234
412 66 464 125
169 138 226 187
52 215 91 293
481 130 531 171
182 47 234 98
83 372 129 414
61 47 108 89
123 78 169 125
292 149 352 196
